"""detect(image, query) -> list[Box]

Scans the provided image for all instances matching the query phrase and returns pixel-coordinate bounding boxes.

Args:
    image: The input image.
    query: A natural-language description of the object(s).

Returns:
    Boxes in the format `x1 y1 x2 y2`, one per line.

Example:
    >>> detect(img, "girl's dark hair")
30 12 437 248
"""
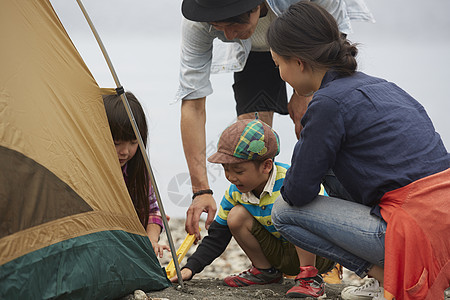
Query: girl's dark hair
103 92 150 228
267 1 358 76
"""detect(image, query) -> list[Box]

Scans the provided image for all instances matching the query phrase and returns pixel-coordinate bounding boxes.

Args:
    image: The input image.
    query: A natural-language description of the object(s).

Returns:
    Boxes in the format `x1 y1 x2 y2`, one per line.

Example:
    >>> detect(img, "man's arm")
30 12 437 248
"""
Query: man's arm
181 97 217 240
178 18 218 239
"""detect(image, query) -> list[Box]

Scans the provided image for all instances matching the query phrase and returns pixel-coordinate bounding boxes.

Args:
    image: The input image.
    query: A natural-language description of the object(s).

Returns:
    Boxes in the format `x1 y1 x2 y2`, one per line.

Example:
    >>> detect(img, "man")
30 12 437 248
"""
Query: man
176 0 374 240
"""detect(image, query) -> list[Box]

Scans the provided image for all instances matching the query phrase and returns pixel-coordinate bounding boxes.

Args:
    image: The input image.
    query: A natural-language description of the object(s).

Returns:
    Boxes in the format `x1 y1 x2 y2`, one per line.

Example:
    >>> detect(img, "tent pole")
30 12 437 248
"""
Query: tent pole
75 0 184 288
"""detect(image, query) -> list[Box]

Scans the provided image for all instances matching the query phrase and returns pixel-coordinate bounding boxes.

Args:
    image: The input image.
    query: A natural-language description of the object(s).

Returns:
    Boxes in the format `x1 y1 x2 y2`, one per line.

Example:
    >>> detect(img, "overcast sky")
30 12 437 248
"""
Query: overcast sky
50 0 450 217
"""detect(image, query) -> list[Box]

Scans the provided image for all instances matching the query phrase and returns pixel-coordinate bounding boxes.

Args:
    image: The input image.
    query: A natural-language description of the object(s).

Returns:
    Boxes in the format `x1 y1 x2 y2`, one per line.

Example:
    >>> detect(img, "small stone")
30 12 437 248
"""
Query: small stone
133 290 148 300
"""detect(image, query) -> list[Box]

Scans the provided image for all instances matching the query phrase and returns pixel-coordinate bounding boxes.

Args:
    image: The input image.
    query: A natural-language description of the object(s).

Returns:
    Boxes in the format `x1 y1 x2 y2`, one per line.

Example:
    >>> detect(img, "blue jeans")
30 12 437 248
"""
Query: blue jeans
272 195 386 278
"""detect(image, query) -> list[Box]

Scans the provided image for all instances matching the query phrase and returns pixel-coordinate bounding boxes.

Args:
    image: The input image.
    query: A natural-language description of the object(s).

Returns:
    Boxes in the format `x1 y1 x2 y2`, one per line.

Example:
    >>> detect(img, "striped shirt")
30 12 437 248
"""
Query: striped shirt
215 162 289 240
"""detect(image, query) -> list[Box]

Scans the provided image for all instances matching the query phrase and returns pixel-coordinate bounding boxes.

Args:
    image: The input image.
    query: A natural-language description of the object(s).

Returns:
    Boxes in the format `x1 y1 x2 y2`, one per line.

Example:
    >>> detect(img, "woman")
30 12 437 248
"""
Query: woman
267 2 450 299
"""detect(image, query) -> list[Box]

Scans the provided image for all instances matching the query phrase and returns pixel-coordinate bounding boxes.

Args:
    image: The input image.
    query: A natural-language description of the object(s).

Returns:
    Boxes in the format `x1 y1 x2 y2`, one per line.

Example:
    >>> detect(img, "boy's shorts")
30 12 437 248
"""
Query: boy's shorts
233 51 289 116
251 219 335 276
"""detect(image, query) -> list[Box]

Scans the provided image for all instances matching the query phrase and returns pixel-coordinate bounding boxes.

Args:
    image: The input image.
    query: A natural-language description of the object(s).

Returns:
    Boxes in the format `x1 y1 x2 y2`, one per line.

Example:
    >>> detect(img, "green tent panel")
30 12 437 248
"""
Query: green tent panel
1 231 169 299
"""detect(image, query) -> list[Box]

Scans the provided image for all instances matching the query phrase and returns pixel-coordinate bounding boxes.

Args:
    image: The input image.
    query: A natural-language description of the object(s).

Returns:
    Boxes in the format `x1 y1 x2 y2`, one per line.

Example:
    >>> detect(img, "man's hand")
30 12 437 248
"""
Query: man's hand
185 193 217 241
170 268 193 283
288 92 312 139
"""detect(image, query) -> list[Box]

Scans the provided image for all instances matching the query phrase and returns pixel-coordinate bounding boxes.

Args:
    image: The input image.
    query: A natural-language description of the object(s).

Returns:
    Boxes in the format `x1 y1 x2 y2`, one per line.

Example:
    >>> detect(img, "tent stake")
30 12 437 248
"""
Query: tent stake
75 0 184 288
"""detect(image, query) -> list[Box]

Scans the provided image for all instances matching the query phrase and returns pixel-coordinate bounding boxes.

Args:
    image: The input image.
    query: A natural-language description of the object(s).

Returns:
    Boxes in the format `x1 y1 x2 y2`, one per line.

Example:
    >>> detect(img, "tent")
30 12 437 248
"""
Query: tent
0 0 171 298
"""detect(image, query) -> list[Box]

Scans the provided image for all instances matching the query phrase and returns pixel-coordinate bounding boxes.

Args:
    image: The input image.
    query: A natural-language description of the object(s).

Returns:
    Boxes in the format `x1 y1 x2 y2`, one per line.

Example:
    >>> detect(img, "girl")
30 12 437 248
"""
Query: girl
103 92 170 258
267 2 450 300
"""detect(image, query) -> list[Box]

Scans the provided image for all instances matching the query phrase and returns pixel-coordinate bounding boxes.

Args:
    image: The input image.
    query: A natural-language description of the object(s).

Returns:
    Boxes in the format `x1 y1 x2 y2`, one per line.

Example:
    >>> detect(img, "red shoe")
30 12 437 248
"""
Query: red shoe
223 266 283 287
286 266 325 298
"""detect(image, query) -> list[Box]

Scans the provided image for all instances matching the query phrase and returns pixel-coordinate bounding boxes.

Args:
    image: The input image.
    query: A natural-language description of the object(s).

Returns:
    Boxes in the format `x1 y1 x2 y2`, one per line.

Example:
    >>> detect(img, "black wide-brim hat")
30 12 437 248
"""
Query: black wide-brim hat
182 0 265 22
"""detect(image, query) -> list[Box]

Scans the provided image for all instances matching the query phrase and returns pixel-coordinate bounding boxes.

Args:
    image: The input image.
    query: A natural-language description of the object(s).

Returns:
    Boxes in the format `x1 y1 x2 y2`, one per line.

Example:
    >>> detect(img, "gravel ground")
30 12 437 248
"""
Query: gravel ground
121 218 450 300
157 219 368 284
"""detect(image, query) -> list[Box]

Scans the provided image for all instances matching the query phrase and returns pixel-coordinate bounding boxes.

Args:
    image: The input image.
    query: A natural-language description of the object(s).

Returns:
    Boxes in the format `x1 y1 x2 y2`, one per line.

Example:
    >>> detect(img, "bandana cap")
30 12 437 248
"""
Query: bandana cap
208 119 280 164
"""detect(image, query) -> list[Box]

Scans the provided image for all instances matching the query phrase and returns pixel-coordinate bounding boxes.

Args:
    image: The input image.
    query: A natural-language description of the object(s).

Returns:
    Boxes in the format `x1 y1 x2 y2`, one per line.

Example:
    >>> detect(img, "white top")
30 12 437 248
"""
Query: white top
251 7 277 52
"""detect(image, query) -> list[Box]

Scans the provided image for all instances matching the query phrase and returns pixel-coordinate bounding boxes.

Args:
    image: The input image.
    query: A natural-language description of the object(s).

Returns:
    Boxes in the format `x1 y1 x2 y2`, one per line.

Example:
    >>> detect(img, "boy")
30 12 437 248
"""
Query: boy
171 119 333 297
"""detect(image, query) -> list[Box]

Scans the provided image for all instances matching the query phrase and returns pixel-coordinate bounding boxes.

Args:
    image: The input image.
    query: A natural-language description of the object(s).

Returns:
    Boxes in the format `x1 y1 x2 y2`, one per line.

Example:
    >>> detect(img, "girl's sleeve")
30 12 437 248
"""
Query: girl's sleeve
148 184 163 228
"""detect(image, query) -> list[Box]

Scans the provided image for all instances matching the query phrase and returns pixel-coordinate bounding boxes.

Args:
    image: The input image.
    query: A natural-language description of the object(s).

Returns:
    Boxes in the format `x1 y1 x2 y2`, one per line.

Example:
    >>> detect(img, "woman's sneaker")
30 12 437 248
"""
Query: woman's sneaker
372 289 387 300
286 266 325 298
341 278 383 299
223 266 283 287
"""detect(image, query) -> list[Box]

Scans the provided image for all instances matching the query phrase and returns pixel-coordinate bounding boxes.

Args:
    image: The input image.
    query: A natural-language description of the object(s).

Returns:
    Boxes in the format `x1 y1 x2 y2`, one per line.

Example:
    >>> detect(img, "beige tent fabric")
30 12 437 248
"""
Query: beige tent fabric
0 1 146 264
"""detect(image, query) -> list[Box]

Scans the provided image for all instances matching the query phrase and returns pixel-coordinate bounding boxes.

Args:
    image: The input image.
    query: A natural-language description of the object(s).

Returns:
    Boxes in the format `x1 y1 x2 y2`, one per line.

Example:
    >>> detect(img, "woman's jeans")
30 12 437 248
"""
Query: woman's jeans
272 174 387 277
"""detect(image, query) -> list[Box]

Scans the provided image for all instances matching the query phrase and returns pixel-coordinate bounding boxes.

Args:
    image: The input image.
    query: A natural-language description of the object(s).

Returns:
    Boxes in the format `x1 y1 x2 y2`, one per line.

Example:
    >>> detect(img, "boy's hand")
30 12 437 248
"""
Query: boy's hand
151 240 171 258
170 268 193 283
